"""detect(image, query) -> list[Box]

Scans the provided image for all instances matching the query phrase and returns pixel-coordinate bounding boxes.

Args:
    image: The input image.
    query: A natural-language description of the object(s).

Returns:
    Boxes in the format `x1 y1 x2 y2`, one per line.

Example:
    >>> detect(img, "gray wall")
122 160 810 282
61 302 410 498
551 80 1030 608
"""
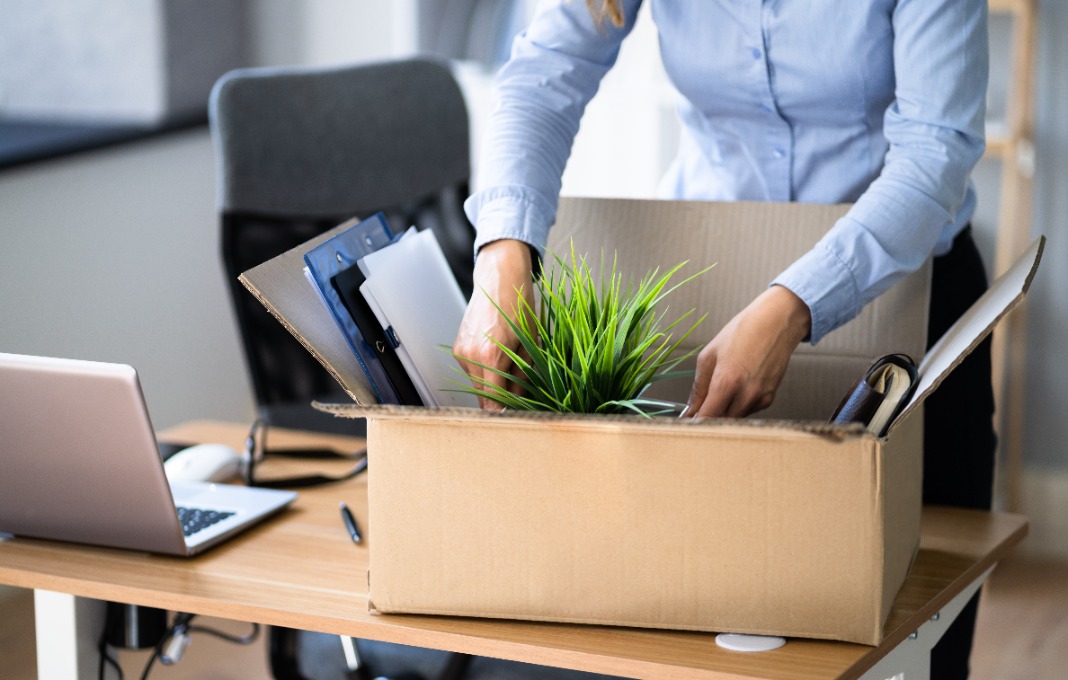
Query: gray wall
0 130 254 428
0 1 402 431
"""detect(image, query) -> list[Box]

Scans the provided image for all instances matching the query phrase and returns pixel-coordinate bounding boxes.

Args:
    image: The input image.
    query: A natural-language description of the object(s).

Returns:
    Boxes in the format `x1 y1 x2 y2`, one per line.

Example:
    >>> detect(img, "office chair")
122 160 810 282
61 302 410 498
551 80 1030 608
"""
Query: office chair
209 57 476 680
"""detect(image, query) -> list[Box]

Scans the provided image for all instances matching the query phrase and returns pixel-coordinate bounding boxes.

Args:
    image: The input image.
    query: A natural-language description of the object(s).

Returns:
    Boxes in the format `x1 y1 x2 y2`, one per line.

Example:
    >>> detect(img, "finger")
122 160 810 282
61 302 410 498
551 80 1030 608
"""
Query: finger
475 338 517 410
452 331 509 410
451 344 479 378
695 365 745 419
685 353 714 419
733 389 775 418
695 381 734 419
721 391 754 419
478 364 509 411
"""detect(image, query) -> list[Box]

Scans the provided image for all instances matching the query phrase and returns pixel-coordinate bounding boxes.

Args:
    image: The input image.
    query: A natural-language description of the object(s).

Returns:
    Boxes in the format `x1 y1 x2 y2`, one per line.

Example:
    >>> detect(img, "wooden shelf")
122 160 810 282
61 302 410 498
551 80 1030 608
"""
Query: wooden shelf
985 132 1010 158
988 0 1030 13
986 0 1037 514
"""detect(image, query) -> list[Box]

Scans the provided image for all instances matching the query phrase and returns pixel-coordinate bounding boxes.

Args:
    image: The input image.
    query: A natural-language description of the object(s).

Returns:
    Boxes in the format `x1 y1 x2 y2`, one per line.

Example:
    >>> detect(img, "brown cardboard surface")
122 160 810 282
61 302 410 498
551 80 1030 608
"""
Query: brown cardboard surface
304 199 1039 645
894 235 1045 429
362 411 892 642
314 402 917 644
238 217 378 405
550 198 931 417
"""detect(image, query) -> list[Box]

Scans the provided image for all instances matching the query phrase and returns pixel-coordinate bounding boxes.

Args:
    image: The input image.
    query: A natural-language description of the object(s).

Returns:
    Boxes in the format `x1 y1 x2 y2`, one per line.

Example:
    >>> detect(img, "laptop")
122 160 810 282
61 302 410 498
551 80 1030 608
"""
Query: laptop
0 352 297 556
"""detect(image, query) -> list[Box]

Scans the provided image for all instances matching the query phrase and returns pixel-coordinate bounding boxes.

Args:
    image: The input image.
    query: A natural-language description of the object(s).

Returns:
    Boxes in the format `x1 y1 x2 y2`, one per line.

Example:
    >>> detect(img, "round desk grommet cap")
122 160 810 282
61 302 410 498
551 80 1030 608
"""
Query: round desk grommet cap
714 633 786 652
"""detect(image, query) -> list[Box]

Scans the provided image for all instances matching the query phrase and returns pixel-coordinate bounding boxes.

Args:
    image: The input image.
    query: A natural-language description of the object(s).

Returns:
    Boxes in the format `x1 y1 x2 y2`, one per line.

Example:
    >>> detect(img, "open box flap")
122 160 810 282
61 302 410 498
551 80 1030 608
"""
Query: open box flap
238 217 378 405
890 236 1044 433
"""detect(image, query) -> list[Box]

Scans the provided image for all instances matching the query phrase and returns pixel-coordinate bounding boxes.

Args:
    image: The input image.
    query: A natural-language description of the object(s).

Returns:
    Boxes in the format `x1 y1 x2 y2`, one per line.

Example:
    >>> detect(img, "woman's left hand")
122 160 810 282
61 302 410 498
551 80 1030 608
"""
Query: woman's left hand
685 285 812 418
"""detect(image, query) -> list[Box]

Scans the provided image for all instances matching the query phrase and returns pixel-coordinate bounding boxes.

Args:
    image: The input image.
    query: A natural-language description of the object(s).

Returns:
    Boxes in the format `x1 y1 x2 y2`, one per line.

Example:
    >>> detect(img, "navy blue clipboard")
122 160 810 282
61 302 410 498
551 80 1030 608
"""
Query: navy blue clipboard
304 213 401 404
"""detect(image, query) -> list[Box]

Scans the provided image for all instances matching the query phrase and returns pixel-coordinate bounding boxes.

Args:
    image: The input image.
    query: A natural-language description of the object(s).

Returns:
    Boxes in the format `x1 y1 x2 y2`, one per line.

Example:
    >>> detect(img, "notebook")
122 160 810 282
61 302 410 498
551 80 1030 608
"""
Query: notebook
0 353 297 556
303 212 404 404
829 353 919 437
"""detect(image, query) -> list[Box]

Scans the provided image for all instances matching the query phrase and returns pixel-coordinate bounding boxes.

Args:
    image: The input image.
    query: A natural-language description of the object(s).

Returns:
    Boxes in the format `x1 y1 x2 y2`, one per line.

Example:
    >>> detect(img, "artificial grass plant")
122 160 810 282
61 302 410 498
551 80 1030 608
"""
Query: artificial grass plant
453 242 711 416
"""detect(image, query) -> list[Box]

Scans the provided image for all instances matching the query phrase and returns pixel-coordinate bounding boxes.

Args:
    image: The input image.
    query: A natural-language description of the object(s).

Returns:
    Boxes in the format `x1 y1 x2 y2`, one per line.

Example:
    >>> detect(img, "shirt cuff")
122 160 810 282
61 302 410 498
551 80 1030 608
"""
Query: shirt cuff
772 244 860 345
464 186 555 259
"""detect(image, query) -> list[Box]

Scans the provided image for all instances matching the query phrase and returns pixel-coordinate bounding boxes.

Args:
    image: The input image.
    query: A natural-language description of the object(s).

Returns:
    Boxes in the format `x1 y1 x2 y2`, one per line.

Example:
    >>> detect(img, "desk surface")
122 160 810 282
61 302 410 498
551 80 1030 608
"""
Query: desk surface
0 420 1028 680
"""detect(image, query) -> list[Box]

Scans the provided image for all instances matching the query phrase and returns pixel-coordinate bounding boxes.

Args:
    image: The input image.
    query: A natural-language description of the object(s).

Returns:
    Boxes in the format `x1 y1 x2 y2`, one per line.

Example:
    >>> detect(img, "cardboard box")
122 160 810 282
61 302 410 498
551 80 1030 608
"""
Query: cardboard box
312 198 1042 645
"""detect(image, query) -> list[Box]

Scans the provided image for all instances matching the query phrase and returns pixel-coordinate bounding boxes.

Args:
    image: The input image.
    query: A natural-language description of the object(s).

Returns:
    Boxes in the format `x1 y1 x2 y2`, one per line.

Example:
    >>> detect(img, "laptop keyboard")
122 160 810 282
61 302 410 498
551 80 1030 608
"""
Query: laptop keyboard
177 506 235 537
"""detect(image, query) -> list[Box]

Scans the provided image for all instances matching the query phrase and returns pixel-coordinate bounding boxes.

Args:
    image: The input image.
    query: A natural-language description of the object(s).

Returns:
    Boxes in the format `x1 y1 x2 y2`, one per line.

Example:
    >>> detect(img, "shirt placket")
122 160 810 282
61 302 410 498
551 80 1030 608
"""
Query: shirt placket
752 0 792 201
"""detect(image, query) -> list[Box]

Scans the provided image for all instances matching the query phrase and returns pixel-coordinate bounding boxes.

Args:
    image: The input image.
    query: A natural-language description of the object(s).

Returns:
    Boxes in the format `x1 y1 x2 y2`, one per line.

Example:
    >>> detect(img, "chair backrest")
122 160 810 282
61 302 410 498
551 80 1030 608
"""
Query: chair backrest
209 57 475 429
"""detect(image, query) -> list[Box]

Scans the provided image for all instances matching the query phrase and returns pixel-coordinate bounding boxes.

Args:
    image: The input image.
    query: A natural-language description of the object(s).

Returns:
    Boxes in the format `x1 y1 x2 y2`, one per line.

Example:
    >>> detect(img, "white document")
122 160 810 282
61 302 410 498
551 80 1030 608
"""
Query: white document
358 230 478 408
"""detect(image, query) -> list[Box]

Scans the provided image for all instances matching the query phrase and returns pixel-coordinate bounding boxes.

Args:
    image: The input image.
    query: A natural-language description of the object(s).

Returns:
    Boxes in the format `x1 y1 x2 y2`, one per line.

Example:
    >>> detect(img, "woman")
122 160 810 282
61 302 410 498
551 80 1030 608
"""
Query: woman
453 2 992 677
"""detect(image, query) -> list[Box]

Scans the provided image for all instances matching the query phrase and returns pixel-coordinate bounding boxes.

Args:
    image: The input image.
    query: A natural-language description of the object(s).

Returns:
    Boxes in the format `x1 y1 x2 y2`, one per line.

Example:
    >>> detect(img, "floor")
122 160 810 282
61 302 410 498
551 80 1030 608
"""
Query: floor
2 555 1066 679
970 555 1068 680
0 591 271 680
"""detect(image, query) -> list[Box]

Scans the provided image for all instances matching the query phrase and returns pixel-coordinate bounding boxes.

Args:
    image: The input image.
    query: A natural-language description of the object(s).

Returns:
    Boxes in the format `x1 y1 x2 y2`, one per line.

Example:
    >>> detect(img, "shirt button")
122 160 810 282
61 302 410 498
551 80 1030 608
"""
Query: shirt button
751 47 762 60
773 147 786 159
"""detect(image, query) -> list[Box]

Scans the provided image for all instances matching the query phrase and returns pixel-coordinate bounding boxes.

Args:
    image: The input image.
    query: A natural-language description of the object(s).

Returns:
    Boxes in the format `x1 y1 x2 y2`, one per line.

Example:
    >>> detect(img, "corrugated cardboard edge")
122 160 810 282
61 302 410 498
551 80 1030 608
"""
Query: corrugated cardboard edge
313 401 873 440
876 409 924 641
361 604 873 644
237 274 365 405
891 235 1045 432
237 218 378 405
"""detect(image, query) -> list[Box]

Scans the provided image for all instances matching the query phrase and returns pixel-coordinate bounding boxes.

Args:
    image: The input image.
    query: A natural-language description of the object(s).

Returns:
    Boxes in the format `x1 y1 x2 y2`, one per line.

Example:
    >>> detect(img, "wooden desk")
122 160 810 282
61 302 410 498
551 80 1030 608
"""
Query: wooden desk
0 421 1028 680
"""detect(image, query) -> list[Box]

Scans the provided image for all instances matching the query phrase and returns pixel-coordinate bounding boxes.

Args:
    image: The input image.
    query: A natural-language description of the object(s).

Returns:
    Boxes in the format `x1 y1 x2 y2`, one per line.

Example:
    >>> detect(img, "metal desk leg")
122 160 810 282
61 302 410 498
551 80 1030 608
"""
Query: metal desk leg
34 590 107 680
860 566 994 680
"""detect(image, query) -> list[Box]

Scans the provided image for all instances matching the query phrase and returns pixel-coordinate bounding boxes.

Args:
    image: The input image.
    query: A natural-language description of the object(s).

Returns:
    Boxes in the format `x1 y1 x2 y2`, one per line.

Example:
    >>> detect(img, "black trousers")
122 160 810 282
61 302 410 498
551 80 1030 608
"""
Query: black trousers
923 226 996 680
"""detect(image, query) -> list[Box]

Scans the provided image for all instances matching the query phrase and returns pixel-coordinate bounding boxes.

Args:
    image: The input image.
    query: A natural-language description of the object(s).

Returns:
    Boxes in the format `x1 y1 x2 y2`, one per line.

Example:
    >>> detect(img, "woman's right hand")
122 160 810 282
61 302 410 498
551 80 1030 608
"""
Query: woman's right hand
452 239 535 410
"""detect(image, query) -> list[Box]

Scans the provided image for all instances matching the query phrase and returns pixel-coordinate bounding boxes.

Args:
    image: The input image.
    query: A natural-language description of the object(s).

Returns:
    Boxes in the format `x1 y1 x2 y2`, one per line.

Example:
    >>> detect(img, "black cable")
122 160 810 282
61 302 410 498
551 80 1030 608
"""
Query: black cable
251 453 367 489
245 418 368 489
188 622 261 645
138 635 163 680
137 614 261 680
140 612 194 680
97 631 125 680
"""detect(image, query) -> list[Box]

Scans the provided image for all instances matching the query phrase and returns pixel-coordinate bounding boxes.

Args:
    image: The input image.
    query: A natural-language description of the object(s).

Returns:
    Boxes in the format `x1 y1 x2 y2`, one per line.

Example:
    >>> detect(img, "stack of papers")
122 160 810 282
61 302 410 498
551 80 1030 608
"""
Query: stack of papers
239 213 477 408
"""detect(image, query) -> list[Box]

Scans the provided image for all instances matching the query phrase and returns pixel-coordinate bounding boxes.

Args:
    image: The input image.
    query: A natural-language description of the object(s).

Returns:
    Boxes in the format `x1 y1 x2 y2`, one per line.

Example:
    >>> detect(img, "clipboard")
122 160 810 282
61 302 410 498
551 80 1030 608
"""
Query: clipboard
302 212 402 403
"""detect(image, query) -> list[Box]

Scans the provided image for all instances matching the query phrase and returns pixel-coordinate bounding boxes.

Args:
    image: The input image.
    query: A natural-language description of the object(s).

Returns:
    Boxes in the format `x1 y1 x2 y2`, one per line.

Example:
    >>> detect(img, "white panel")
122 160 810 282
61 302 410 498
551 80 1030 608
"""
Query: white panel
34 591 106 680
0 0 163 121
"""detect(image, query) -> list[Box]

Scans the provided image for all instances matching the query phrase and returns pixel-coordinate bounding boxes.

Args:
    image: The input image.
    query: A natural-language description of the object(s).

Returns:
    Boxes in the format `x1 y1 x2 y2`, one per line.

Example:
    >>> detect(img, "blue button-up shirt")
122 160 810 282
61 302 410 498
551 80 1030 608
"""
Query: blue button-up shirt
464 0 988 343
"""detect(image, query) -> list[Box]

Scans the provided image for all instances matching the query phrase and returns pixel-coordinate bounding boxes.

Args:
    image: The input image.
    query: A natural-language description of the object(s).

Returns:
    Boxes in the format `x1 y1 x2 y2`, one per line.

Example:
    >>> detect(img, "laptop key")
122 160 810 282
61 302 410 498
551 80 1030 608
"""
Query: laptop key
177 506 235 537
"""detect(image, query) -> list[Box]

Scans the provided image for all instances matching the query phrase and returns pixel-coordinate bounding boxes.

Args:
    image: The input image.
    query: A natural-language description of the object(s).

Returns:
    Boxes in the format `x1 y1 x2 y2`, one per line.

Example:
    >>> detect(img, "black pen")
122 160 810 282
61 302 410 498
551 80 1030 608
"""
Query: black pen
339 501 362 544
